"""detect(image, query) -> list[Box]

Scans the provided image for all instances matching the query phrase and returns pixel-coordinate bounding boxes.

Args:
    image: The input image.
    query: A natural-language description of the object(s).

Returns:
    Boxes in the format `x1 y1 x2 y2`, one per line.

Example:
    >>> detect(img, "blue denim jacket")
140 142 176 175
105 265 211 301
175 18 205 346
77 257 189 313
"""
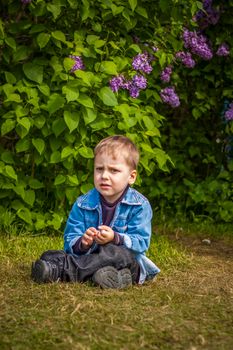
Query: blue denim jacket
64 187 160 284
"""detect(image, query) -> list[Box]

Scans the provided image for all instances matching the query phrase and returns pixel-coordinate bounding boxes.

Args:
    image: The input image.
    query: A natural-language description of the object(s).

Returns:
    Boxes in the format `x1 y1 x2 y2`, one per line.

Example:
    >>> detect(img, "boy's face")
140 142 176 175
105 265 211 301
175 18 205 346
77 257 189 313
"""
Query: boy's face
94 151 137 203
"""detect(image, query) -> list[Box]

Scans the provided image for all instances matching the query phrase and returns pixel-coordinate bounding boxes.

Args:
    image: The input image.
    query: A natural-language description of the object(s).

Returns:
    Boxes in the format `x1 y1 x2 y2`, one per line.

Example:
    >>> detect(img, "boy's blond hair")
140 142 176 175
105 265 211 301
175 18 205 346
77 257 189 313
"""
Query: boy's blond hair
94 135 139 170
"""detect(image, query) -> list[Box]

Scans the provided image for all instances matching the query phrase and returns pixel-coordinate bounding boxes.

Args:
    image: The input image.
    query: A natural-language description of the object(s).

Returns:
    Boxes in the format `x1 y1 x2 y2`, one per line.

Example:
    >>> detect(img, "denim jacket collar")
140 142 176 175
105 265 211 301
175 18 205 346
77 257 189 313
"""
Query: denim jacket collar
77 187 142 210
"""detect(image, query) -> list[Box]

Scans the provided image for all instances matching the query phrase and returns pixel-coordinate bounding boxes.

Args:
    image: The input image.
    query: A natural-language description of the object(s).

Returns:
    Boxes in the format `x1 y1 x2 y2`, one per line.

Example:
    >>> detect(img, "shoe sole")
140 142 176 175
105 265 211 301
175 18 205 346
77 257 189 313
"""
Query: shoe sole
31 259 50 284
92 266 132 289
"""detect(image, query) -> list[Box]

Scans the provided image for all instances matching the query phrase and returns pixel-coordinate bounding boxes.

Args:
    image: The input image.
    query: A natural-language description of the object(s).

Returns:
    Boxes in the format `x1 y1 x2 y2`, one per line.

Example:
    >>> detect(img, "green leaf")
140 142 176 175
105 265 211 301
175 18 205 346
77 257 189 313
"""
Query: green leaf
54 174 66 185
17 208 32 225
28 179 44 189
62 84 79 102
52 118 66 137
135 6 148 18
83 107 97 125
77 94 94 108
99 61 118 75
47 4 61 19
78 146 94 158
4 71 16 84
5 37 16 51
128 0 137 11
75 71 94 86
67 175 79 185
47 94 65 115
50 151 61 163
34 115 46 129
23 63 44 84
52 31 66 42
32 138 45 155
64 111 80 133
1 151 14 164
24 190 35 206
1 120 16 136
16 138 30 153
61 146 74 159
5 165 17 181
13 46 31 62
37 33 51 49
98 87 118 106
38 84 50 96
18 117 31 135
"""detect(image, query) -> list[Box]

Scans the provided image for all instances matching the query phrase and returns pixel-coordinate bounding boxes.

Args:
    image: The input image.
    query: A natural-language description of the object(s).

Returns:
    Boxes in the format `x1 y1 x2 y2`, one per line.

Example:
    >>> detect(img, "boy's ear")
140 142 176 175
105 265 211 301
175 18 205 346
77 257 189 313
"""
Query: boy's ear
129 170 137 185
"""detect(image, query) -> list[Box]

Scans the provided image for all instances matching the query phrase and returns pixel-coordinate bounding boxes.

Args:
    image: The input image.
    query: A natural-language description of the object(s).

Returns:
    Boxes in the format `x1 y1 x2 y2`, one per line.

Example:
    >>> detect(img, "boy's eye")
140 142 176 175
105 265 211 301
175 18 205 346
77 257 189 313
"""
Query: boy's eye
111 169 119 173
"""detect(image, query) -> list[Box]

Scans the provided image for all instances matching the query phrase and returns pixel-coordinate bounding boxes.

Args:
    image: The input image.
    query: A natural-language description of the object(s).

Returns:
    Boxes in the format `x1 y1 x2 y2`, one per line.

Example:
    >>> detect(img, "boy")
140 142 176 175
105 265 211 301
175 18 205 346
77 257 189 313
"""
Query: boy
31 135 160 288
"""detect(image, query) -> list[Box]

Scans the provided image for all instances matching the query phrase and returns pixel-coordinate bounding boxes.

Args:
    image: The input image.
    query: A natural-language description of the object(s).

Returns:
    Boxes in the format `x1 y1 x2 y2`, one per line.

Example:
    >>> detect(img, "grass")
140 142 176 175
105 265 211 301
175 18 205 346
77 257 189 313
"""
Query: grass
0 225 233 350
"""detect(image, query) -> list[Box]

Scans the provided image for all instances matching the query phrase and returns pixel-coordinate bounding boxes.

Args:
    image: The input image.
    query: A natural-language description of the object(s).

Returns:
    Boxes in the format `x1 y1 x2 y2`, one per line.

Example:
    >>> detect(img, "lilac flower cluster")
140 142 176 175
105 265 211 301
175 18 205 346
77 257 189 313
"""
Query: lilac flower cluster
160 66 172 83
132 52 153 74
194 0 220 28
225 103 233 121
160 86 180 108
175 51 196 68
109 74 147 99
216 43 230 57
69 55 85 73
21 0 32 4
183 29 213 60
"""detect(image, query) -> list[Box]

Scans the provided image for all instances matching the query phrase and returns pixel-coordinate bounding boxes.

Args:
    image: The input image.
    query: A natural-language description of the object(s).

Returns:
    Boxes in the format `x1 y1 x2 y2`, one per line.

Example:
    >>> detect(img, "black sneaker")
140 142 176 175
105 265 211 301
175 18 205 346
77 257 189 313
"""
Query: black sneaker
92 266 132 289
31 259 61 284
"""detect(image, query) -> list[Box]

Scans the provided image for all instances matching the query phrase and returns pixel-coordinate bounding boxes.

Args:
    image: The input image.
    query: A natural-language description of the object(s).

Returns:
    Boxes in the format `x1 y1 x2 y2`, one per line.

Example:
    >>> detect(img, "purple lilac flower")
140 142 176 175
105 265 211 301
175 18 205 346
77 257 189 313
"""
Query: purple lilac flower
69 55 85 72
132 74 147 89
129 85 140 98
160 86 180 108
225 103 233 121
175 51 196 68
183 29 213 60
21 0 31 3
216 43 230 57
160 66 173 83
132 52 153 74
109 75 125 92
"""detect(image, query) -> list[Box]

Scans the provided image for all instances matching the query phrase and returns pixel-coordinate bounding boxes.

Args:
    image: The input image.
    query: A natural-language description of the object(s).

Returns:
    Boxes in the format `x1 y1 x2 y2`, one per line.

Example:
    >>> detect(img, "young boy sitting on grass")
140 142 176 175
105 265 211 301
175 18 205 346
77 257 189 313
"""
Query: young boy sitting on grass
31 135 160 289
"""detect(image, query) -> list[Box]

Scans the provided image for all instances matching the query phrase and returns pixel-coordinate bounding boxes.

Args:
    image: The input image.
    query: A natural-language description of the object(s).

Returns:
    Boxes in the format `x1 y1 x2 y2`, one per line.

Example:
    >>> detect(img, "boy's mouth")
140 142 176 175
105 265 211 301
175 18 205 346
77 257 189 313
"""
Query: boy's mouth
100 184 111 189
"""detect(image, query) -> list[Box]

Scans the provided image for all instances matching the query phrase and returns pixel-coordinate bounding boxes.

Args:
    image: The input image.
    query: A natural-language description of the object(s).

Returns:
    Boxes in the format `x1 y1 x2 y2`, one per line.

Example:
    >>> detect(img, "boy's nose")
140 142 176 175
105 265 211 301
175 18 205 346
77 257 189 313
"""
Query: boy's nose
101 170 109 179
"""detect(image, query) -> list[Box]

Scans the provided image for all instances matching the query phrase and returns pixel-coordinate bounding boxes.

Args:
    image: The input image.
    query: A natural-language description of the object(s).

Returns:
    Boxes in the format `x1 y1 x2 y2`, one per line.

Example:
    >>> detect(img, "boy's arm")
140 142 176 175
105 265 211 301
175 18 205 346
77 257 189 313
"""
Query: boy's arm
63 202 88 254
119 202 153 254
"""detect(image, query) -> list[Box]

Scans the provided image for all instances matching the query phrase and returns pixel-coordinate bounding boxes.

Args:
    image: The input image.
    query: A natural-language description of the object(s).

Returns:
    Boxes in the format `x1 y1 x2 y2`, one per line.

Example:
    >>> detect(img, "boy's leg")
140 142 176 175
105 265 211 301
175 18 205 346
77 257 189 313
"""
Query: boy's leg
31 244 139 284
64 243 139 283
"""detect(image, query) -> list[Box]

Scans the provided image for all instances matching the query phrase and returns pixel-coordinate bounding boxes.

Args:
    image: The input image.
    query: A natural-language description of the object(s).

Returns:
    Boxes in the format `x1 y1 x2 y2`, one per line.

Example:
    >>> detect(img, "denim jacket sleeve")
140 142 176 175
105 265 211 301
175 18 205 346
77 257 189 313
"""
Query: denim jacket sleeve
63 202 86 254
121 201 152 254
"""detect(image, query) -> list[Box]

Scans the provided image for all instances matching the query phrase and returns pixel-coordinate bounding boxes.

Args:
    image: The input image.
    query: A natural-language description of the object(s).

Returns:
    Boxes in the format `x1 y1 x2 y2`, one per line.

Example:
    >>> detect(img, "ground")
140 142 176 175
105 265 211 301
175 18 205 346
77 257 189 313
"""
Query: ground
0 232 232 350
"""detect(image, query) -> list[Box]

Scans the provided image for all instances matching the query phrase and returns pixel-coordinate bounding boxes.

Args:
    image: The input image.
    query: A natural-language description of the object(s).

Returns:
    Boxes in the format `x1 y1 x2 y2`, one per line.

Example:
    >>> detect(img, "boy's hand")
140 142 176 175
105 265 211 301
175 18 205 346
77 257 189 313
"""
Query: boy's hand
81 227 99 249
95 225 114 245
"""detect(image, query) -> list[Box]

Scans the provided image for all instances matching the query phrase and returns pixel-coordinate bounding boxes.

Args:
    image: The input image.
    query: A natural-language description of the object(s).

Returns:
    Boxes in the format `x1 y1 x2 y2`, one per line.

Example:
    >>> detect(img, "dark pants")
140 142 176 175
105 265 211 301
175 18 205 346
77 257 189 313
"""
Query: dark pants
40 243 140 283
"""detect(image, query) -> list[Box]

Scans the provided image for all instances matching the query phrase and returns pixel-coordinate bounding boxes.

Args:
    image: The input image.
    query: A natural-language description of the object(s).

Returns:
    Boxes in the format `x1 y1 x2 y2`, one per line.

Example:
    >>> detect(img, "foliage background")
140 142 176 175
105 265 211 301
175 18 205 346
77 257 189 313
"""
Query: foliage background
0 0 232 233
